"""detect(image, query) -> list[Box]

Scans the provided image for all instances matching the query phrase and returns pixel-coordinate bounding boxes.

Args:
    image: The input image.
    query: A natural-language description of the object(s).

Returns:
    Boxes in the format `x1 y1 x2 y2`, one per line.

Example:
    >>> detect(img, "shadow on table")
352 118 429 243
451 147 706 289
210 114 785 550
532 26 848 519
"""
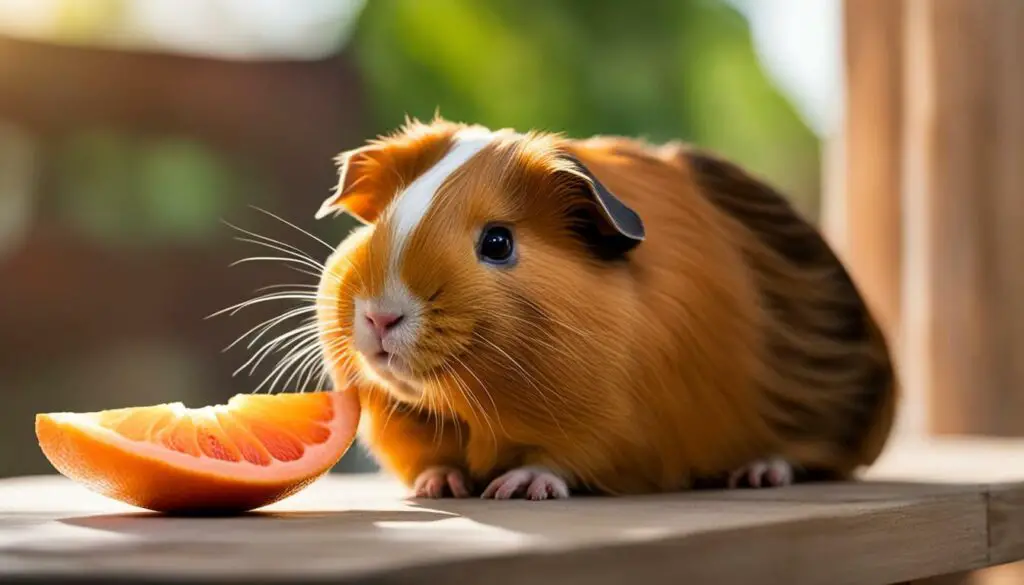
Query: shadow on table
54 480 980 544
59 508 457 537
393 479 986 540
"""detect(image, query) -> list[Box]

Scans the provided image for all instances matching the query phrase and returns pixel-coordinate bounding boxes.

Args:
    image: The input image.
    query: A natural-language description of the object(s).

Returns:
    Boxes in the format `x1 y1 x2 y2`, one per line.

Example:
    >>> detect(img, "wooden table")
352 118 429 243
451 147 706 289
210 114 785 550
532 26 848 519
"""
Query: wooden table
3 438 1023 585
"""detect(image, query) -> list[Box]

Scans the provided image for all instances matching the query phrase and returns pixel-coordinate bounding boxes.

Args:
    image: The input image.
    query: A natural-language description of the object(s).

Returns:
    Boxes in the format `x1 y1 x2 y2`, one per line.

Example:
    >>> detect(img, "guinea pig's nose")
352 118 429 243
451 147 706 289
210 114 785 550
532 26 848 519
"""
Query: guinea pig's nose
365 311 404 338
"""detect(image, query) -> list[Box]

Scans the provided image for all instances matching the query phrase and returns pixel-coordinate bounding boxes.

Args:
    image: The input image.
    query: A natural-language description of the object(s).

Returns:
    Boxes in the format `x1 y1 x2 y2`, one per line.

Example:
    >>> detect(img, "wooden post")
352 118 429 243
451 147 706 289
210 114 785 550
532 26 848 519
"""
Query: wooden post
831 0 904 338
901 0 1024 437
826 0 908 432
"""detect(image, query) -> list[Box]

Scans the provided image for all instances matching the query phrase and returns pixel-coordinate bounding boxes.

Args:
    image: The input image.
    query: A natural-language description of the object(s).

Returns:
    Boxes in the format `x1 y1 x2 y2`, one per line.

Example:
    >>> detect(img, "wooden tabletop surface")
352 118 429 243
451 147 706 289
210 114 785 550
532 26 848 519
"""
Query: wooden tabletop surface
3 437 1024 585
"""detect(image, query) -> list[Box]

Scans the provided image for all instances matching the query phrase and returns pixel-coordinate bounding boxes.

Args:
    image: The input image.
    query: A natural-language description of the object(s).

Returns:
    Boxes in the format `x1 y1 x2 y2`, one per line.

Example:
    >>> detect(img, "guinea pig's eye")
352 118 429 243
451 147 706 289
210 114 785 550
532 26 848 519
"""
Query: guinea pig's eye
477 225 515 265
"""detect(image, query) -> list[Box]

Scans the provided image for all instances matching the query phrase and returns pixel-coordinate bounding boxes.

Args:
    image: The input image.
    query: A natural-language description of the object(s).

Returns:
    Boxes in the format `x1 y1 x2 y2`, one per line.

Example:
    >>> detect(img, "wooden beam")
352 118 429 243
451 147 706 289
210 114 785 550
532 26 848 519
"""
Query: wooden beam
901 0 1024 436
0 35 365 155
0 34 369 215
829 0 905 346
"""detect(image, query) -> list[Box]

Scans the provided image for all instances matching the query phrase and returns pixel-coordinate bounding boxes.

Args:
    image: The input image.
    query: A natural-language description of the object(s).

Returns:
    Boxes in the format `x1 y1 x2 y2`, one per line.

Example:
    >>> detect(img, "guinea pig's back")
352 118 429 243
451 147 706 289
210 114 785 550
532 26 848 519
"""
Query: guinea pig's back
564 138 790 479
678 147 897 473
565 137 897 479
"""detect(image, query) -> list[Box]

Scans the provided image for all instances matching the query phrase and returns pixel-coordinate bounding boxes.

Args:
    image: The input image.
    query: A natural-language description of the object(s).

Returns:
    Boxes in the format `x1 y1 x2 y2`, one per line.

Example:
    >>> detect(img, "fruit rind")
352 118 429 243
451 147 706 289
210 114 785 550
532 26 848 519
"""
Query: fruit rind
35 390 360 514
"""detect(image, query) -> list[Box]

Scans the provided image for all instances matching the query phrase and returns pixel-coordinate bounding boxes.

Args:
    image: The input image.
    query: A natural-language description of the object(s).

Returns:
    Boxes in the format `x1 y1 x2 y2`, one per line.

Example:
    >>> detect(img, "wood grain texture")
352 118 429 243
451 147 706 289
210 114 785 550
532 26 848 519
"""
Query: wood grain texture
871 438 1024 585
0 478 988 585
901 0 1024 437
905 573 971 585
2 439 1022 585
989 484 1024 566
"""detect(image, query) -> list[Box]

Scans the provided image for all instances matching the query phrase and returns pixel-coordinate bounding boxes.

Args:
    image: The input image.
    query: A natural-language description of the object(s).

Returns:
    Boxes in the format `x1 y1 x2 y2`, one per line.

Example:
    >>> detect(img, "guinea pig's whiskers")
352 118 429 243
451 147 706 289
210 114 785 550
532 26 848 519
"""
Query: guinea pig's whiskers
247 204 335 253
313 369 328 392
309 337 355 392
224 305 317 353
484 353 571 441
423 374 440 444
380 397 402 435
471 332 542 395
491 312 587 361
431 369 463 447
425 385 442 447
443 361 498 454
428 382 450 447
471 331 570 440
244 320 340 379
255 349 306 394
235 321 319 377
285 264 345 286
315 368 331 391
208 292 328 319
289 266 322 279
475 329 594 433
223 219 319 258
223 222 334 280
221 306 325 368
254 282 320 292
257 339 325 395
222 216 351 290
443 355 500 442
446 351 497 413
230 234 325 269
487 330 585 399
304 351 334 393
214 286 330 382
243 326 311 388
285 341 329 395
498 322 577 363
231 255 328 276
216 214 356 396
515 296 592 340
481 337 583 422
475 326 565 393
240 308 349 394
274 346 317 395
246 302 339 353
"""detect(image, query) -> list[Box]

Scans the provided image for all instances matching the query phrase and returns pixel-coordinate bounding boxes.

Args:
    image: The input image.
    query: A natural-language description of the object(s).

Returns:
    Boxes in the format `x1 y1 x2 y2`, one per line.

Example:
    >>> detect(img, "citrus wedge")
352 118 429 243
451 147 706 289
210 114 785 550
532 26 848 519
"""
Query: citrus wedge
35 390 360 514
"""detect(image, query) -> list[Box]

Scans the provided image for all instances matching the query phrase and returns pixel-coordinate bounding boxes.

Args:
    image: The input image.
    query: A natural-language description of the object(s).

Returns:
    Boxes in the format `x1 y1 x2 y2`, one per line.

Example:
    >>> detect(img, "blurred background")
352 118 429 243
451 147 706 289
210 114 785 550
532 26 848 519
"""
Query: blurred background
0 0 831 476
1 0 1021 499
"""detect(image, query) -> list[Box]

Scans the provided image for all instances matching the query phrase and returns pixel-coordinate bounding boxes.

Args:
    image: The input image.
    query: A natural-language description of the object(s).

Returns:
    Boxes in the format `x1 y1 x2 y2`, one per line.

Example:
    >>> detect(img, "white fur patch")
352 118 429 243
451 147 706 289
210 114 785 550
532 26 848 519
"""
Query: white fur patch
386 126 496 275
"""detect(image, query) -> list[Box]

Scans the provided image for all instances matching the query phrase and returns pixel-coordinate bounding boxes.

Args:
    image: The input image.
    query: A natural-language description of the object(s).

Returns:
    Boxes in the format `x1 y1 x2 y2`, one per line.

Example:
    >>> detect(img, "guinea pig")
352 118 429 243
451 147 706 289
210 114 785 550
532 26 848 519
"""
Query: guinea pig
313 115 897 500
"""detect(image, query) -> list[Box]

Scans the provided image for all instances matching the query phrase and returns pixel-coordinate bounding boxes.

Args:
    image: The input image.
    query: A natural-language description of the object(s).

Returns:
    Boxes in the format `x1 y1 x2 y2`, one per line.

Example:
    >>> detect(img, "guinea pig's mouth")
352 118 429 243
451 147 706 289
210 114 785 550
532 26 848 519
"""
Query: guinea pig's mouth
359 350 424 398
368 350 409 374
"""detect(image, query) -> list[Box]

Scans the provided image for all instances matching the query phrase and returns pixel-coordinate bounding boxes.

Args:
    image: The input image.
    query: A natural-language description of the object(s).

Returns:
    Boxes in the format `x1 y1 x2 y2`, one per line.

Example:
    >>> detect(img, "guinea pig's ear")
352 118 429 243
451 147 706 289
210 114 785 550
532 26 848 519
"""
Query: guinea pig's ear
315 144 388 224
557 155 645 257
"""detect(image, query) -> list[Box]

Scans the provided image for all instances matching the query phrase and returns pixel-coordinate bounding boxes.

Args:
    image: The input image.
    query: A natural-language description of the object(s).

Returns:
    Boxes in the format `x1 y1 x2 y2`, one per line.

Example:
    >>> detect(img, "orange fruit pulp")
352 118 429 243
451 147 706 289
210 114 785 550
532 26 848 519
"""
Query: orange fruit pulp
35 390 360 515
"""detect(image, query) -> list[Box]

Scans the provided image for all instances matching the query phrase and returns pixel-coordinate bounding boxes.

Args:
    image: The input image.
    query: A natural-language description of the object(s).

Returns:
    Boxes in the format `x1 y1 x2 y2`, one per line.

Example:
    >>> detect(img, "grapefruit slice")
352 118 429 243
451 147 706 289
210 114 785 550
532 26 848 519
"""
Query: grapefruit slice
35 390 360 514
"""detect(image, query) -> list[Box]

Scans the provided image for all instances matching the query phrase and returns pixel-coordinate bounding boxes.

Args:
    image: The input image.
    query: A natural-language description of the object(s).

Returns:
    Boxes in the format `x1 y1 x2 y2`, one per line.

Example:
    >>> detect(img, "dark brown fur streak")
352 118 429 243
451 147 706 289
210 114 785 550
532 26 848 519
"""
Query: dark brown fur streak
683 147 897 477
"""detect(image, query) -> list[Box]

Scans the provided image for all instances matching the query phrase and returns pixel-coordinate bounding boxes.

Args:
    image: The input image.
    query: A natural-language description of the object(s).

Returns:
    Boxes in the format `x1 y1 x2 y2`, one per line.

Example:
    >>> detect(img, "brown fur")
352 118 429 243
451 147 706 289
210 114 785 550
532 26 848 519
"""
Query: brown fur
316 118 897 494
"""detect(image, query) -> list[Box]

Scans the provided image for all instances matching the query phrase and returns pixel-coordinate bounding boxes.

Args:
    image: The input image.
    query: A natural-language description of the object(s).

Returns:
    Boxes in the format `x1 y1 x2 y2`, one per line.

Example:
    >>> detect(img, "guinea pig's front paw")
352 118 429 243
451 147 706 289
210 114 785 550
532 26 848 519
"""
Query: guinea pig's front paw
727 456 794 489
481 466 570 501
411 466 472 498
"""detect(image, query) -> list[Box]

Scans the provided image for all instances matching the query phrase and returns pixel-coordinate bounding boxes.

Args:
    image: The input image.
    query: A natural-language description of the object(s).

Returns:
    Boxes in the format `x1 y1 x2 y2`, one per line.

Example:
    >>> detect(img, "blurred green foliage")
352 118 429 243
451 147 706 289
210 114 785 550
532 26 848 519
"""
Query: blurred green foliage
353 0 821 215
55 131 268 246
43 0 822 246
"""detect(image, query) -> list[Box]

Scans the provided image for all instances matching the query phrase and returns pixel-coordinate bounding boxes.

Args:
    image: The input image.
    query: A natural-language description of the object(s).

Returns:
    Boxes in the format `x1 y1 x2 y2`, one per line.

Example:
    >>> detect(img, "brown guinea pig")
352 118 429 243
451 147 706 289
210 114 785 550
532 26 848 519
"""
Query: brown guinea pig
313 116 897 500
